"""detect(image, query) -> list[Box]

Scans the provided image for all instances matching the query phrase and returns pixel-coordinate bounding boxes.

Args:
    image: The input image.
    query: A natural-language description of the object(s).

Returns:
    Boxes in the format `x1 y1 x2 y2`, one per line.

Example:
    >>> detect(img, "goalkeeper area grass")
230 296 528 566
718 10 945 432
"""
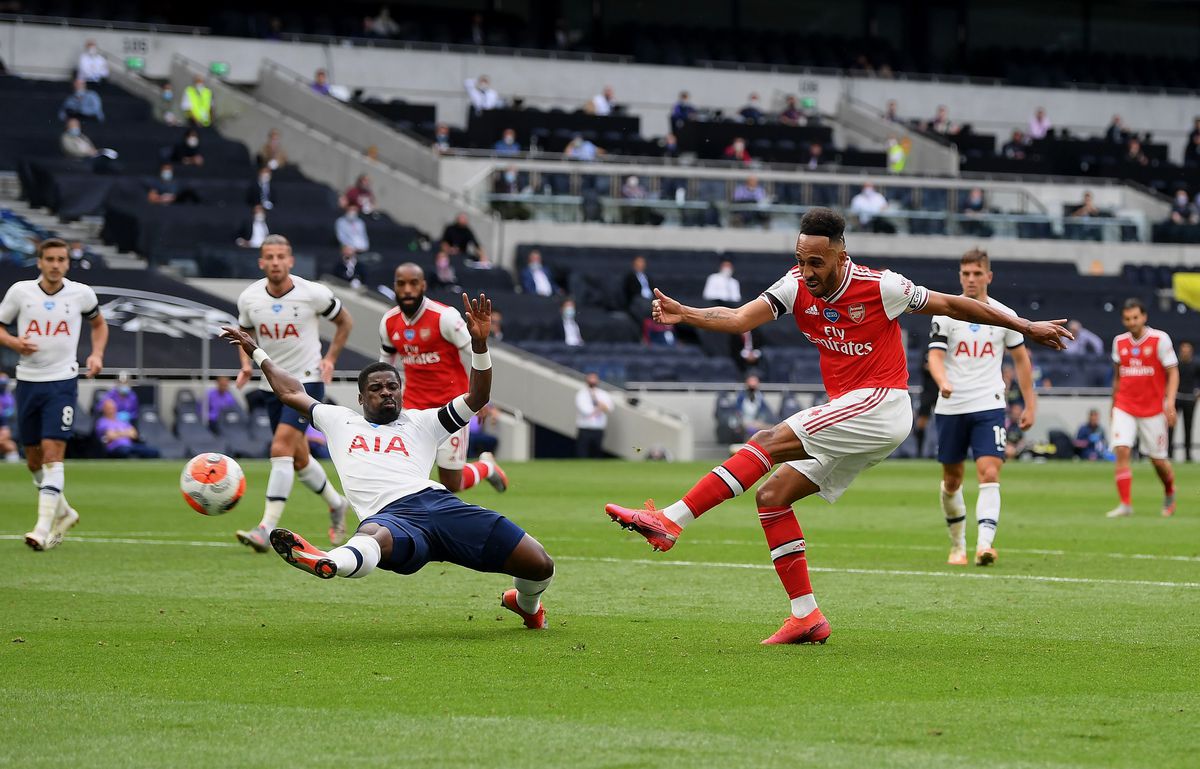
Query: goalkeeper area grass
2 459 1197 769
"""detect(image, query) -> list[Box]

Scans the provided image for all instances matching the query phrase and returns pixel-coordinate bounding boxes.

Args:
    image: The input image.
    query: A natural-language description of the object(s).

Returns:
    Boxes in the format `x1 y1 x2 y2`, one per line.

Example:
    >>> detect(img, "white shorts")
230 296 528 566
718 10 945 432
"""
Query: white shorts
783 387 913 503
1110 407 1168 460
436 425 469 470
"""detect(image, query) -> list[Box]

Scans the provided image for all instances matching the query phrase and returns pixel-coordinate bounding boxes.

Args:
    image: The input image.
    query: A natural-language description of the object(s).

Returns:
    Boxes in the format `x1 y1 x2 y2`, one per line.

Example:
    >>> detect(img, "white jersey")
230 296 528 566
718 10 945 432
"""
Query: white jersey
311 402 456 518
928 296 1023 415
0 277 100 382
237 276 342 389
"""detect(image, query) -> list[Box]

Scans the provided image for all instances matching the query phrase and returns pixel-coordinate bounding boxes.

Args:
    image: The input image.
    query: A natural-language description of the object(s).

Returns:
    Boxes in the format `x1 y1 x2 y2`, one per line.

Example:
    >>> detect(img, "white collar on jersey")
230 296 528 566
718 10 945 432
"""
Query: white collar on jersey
824 260 855 304
402 296 429 324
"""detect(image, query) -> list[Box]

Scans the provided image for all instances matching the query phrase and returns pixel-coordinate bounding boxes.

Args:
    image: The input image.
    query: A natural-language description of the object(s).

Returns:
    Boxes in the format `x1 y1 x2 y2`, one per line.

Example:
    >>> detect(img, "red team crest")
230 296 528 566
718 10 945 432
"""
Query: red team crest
848 303 865 323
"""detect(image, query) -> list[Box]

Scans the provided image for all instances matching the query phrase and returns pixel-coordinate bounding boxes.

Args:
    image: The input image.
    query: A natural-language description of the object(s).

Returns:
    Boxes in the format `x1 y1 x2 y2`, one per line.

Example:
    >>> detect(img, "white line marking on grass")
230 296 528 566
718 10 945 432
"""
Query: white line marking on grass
0 534 238 548
559 556 1200 590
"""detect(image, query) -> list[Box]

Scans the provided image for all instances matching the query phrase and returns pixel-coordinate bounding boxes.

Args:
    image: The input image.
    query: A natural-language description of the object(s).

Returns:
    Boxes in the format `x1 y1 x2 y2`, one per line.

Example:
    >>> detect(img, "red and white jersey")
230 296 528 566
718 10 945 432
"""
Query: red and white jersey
378 297 471 409
311 403 453 517
1112 327 1177 417
0 278 100 382
761 261 929 399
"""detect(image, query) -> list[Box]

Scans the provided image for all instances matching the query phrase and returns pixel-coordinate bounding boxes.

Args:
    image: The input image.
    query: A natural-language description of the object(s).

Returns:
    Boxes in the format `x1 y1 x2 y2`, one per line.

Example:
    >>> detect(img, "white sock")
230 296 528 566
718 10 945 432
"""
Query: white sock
328 535 381 578
514 569 554 613
4 451 17 461
258 456 294 530
35 462 64 537
940 482 967 548
662 500 696 528
977 482 1000 550
296 461 343 509
791 593 818 618
31 467 44 488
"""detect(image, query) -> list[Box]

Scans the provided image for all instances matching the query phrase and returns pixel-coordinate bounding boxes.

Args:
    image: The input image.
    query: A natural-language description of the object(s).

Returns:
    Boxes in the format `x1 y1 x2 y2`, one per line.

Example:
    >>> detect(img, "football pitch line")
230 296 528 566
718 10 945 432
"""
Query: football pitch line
4 534 1199 590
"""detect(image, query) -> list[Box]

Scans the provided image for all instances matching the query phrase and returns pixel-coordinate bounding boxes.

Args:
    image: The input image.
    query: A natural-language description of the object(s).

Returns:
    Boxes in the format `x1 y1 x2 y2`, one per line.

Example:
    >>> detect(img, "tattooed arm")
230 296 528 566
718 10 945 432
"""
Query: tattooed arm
651 288 776 334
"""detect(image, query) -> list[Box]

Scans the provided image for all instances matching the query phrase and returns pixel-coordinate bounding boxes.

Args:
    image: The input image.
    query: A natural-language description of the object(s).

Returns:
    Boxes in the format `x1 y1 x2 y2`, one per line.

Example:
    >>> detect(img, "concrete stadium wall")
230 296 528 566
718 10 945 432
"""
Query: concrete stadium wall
6 21 1200 159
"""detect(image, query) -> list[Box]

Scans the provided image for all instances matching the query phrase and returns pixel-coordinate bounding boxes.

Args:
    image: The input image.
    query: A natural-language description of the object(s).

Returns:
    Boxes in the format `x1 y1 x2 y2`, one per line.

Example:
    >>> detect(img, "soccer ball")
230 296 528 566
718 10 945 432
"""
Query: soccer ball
180 453 246 516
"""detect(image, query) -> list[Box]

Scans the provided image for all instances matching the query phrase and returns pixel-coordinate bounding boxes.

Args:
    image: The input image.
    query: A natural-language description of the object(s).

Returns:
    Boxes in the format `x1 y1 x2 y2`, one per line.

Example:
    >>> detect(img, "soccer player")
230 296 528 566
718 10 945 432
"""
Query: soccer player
0 238 107 550
604 209 1070 645
1106 298 1178 518
234 235 353 550
927 249 1037 567
218 294 554 628
379 263 507 494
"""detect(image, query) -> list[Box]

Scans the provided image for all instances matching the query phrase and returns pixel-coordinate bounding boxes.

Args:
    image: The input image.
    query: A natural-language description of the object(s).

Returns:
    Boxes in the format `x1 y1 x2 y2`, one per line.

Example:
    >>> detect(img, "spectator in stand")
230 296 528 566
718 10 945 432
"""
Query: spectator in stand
521 250 558 296
560 298 584 347
311 69 332 96
488 309 504 342
574 372 613 458
245 166 275 210
960 187 992 237
564 134 603 161
107 371 139 421
147 163 198 205
849 182 893 233
1169 189 1199 225
493 128 521 156
468 12 486 45
206 375 239 431
1188 117 1200 147
60 117 114 170
181 74 213 127
97 399 160 459
779 95 804 127
464 75 503 114
1062 319 1104 356
59 78 104 123
620 175 658 225
429 244 461 292
235 204 271 248
731 328 764 374
806 142 825 170
592 85 616 116
258 128 288 170
76 40 108 83
343 174 376 217
1070 191 1100 217
929 105 957 135
468 403 500 458
671 91 695 132
335 204 370 253
372 6 400 37
171 127 205 167
883 99 901 123
0 371 16 462
1074 409 1107 461
67 240 101 270
660 133 681 158
886 136 907 174
432 122 452 154
740 92 765 124
492 165 524 195
1124 138 1150 166
1028 107 1051 140
154 82 179 126
1185 133 1200 169
723 137 753 165
732 175 769 228
1002 129 1028 160
1174 341 1197 462
735 375 774 440
702 258 741 305
621 175 647 201
1105 115 1126 144
328 244 367 288
622 254 656 322
440 212 485 264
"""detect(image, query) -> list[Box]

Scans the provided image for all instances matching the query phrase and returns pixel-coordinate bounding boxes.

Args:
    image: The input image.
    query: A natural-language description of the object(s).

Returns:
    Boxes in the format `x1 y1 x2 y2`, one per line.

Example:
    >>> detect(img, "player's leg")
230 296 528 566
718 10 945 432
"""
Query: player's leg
288 383 350 542
935 413 970 566
973 456 1003 565
24 381 79 550
270 521 392 579
1140 414 1176 516
237 404 300 551
442 426 507 493
499 534 555 628
1107 408 1135 517
605 419 803 551
753 464 830 645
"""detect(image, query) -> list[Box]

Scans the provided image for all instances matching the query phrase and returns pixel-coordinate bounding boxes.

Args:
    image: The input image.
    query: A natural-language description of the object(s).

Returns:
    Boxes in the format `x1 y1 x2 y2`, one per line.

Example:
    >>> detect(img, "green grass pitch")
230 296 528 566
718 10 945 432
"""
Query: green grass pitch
2 458 1198 768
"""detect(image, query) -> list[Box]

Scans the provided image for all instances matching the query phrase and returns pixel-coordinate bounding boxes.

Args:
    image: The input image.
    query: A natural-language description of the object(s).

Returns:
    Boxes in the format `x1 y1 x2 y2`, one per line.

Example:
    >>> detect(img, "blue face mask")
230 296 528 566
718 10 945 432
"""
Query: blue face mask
163 91 173 101
117 385 130 394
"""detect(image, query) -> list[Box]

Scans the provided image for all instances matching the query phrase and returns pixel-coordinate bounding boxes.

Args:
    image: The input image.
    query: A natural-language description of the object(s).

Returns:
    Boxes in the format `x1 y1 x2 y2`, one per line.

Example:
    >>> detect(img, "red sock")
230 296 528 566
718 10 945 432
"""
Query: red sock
758 505 812 600
1115 468 1132 505
680 441 773 518
459 461 491 490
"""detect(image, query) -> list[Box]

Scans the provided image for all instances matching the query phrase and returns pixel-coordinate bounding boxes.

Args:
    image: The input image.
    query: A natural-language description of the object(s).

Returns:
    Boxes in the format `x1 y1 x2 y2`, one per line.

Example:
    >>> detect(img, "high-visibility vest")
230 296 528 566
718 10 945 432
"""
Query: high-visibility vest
887 142 907 174
185 85 213 126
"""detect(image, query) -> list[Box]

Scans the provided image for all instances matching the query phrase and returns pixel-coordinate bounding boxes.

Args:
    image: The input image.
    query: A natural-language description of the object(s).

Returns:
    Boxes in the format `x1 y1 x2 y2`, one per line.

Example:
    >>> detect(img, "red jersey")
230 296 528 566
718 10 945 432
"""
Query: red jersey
378 298 471 409
1112 328 1177 417
761 261 930 399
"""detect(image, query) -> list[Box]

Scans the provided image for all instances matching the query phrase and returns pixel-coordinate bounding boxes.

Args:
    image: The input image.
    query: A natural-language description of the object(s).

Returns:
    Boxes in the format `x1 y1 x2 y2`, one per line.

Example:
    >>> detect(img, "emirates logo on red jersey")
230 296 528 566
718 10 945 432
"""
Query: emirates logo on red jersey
848 303 865 323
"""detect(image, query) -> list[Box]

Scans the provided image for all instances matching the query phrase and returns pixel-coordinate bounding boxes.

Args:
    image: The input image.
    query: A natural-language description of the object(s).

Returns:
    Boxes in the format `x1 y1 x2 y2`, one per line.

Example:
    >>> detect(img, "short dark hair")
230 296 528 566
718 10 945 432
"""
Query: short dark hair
358 362 400 393
1122 298 1147 314
36 238 69 259
799 208 845 242
960 248 989 270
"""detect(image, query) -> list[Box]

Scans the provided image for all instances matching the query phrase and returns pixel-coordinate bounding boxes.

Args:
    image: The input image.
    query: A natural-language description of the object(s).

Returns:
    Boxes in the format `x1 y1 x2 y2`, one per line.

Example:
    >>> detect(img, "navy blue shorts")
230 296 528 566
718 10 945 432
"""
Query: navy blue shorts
15 378 78 445
936 408 1007 464
359 488 527 575
266 382 324 433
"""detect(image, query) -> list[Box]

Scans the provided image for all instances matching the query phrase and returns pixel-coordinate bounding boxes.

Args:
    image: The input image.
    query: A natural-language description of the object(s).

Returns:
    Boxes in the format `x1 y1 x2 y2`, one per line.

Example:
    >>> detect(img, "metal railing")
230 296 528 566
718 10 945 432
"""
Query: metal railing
0 12 208 35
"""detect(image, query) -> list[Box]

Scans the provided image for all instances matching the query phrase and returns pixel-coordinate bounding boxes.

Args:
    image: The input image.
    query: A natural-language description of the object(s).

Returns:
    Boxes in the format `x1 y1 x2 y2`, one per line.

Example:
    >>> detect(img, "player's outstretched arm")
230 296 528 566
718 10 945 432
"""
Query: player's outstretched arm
461 293 493 412
219 326 318 415
652 288 775 334
919 292 1073 350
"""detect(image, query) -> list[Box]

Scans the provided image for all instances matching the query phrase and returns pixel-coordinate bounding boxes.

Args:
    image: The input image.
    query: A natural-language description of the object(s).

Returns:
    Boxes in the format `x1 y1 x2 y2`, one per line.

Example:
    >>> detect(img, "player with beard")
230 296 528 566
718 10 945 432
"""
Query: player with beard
219 294 553 628
379 263 507 494
604 208 1072 645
